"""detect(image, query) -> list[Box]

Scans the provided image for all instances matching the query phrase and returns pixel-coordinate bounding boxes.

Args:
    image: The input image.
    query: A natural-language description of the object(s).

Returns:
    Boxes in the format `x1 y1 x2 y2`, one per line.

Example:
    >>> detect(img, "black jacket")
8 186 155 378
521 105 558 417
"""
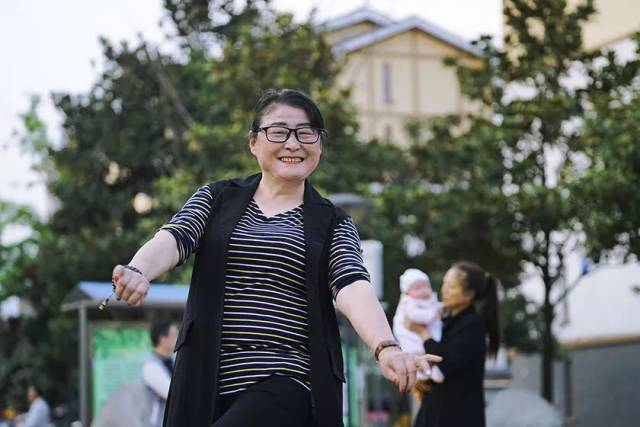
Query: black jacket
163 174 347 427
415 306 487 427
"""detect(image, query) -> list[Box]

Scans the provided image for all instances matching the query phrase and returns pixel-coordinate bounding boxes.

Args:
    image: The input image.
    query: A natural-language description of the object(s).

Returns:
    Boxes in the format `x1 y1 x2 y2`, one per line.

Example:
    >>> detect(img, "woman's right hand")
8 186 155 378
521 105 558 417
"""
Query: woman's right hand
112 264 150 306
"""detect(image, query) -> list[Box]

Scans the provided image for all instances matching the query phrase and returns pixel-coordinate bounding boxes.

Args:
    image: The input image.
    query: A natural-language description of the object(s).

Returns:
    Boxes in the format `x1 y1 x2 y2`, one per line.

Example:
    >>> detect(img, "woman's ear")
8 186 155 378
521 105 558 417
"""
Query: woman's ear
249 136 257 156
464 288 476 304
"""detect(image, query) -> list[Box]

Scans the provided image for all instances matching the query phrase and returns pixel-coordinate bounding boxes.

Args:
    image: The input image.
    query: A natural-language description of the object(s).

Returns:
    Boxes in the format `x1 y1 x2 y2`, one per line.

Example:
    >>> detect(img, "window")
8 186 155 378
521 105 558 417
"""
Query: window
382 63 393 104
384 124 393 141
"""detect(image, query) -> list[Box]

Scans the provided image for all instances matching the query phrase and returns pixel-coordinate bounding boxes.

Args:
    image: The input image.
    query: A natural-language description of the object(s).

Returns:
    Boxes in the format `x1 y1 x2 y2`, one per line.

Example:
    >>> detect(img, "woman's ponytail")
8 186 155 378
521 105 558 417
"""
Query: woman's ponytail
452 261 501 356
483 274 500 356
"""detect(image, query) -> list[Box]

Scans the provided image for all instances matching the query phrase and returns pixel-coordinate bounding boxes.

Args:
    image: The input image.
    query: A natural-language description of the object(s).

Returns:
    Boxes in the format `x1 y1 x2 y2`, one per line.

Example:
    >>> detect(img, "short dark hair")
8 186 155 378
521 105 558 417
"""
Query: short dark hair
150 321 173 346
250 88 326 142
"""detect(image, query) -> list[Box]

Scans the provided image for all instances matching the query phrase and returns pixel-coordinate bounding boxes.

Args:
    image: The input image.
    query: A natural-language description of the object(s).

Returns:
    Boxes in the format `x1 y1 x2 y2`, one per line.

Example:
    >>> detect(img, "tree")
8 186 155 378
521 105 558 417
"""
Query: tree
369 114 537 353
570 37 640 260
163 0 270 46
387 0 640 402
1 0 407 413
0 104 79 411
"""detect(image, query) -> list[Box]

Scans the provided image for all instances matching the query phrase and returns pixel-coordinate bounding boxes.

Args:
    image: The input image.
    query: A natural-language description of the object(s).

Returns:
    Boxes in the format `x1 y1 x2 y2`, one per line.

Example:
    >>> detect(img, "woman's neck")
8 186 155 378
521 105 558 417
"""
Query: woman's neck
255 175 304 201
450 301 472 317
253 175 305 216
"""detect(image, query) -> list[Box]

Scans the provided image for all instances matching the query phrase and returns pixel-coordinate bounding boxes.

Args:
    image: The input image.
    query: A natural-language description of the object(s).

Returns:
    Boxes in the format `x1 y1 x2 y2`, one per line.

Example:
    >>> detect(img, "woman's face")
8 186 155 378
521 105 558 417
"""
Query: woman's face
441 267 474 314
250 103 322 184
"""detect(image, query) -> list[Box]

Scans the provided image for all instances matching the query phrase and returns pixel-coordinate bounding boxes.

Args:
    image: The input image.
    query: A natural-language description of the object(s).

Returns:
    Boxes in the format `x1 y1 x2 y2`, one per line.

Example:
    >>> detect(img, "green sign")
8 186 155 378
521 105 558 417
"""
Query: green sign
91 326 151 417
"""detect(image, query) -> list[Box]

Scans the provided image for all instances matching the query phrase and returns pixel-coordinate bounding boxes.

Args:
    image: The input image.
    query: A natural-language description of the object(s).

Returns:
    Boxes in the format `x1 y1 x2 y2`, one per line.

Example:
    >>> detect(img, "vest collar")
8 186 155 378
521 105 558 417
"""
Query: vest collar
226 173 333 208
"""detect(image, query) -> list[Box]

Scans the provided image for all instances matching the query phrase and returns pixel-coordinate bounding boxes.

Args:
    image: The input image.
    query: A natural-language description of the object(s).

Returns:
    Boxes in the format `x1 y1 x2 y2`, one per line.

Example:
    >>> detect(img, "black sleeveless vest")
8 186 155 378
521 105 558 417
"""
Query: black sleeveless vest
163 174 347 427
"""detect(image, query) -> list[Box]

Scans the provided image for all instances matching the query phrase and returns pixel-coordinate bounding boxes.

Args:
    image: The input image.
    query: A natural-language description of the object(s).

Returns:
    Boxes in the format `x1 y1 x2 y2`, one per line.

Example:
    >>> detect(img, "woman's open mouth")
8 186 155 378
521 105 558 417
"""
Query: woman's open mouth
279 156 303 164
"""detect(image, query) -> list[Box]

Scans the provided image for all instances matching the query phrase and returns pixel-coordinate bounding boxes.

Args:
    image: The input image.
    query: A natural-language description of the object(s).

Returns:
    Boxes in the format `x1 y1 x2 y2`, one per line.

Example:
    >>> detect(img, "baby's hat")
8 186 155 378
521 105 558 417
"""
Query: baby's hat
399 268 430 293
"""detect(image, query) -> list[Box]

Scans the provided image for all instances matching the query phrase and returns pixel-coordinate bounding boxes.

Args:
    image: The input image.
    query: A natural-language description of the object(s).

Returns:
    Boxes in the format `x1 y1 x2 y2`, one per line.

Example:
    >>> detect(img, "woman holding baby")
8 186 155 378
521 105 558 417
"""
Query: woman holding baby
402 261 501 427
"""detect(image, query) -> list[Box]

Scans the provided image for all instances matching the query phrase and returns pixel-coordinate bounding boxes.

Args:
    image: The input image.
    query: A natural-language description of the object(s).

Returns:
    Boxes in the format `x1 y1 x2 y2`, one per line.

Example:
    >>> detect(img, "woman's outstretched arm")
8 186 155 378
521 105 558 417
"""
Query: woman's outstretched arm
336 280 441 392
112 230 180 306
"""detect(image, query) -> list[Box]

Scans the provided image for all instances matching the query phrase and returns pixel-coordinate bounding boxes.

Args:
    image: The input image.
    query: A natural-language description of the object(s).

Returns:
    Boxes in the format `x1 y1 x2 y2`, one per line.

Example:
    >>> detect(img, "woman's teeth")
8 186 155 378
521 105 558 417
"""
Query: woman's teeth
280 157 303 164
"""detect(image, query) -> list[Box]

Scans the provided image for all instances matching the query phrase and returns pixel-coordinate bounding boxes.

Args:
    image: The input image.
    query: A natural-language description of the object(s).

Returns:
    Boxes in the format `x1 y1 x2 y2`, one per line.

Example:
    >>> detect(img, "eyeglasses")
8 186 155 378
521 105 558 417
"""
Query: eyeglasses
257 126 325 144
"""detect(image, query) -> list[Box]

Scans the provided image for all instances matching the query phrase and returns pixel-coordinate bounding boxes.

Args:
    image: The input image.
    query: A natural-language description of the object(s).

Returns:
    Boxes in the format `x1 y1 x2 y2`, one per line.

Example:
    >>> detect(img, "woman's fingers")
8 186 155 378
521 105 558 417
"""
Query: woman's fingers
423 354 442 363
413 354 442 365
390 354 418 393
395 360 407 392
415 356 432 376
414 353 442 376
405 357 417 392
122 281 148 306
112 264 149 306
126 284 148 306
379 350 417 392
112 264 126 300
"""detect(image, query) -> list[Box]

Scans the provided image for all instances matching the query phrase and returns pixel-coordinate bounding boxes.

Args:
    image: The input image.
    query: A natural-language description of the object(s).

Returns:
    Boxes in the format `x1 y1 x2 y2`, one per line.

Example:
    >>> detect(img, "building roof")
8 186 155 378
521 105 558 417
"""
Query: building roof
61 281 189 311
321 7 395 31
332 15 483 57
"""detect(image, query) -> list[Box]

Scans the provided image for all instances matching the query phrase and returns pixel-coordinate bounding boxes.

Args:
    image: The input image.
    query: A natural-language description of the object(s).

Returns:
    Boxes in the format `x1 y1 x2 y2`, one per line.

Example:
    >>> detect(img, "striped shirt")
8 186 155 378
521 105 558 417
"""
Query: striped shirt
162 184 369 396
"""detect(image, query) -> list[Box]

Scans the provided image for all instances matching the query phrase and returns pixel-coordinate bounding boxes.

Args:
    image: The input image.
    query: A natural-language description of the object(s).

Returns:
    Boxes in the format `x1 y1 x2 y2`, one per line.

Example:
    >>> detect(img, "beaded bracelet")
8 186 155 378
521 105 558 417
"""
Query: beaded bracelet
123 264 147 280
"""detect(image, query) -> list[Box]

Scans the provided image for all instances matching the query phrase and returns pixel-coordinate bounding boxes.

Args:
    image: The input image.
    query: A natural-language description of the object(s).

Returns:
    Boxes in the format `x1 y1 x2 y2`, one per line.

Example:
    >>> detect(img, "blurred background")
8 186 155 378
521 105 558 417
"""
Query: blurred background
1 0 639 426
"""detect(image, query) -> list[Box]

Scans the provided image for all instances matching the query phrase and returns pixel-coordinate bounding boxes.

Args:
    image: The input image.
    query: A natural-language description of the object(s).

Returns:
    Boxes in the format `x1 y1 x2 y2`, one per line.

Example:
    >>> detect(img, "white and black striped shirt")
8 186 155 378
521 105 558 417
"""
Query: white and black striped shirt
162 185 369 396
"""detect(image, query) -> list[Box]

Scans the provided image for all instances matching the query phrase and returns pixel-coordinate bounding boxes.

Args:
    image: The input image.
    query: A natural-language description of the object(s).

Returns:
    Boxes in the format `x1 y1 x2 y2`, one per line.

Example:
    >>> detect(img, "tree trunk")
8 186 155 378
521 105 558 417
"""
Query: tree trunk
542 276 555 402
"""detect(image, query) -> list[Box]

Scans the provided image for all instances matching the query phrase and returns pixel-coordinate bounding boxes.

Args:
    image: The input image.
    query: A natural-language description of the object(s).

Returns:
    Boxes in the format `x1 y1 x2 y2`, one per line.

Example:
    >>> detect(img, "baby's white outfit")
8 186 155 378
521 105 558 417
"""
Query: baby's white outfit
393 293 445 382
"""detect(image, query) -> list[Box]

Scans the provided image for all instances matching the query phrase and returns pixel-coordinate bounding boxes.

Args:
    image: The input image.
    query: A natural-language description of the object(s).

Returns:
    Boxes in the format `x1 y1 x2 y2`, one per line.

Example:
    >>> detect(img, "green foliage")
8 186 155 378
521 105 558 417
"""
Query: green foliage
371 112 536 351
4 0 638 412
389 0 640 401
163 0 269 44
0 0 405 413
0 198 77 410
570 37 640 259
0 202 41 299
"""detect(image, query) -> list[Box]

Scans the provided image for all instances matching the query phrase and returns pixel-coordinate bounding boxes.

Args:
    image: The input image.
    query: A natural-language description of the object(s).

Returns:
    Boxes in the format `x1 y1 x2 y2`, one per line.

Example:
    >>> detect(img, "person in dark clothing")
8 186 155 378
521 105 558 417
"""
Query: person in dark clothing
111 89 440 427
406 261 500 427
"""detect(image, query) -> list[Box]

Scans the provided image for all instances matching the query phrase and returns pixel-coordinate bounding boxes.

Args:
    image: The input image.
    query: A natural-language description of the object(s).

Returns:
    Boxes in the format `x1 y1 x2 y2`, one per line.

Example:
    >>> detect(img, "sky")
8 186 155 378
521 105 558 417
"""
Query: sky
0 0 502 217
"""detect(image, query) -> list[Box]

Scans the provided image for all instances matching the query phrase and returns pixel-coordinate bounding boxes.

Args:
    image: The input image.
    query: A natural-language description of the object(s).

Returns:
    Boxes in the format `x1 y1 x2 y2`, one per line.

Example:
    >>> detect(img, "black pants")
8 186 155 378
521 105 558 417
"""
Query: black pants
211 375 312 427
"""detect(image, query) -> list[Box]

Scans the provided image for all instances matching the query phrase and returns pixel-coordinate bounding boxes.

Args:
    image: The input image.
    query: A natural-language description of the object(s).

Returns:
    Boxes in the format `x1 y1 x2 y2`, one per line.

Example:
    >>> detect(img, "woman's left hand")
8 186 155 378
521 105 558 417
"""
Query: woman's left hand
378 348 442 393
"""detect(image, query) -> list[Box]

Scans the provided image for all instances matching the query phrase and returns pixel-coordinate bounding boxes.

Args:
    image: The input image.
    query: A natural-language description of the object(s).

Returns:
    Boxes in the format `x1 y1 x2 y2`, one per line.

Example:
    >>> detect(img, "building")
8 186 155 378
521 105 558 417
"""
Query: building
553 255 640 427
502 3 640 426
568 0 640 56
323 8 483 145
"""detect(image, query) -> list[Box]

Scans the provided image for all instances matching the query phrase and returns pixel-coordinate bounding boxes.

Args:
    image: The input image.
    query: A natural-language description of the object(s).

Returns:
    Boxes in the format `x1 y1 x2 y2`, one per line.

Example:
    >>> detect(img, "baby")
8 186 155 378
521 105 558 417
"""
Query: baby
392 268 445 383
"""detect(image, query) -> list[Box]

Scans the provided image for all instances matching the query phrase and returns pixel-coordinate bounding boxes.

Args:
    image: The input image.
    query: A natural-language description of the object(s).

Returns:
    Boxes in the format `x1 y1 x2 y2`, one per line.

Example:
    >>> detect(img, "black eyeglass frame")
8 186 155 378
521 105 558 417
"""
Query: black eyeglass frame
255 126 326 144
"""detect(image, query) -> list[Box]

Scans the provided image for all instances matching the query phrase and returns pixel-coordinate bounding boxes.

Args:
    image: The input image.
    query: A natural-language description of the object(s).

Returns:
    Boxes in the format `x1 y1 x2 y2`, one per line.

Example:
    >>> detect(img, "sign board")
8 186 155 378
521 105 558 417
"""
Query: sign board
362 240 383 298
91 326 151 417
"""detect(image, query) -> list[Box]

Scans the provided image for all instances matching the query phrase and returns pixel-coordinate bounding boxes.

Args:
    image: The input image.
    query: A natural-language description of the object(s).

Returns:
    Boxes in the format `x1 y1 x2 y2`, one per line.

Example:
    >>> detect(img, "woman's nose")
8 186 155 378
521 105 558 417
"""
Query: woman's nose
283 135 300 149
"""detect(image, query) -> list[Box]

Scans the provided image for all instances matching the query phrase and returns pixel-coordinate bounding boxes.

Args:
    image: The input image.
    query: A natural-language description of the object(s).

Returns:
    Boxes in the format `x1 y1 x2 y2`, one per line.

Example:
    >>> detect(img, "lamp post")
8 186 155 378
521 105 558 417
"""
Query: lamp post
327 193 373 227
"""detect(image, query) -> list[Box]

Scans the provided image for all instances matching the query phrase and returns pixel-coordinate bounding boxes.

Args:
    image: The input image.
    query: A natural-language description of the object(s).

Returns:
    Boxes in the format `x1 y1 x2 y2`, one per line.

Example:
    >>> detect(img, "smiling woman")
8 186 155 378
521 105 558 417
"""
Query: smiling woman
248 97 324 206
110 88 441 427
